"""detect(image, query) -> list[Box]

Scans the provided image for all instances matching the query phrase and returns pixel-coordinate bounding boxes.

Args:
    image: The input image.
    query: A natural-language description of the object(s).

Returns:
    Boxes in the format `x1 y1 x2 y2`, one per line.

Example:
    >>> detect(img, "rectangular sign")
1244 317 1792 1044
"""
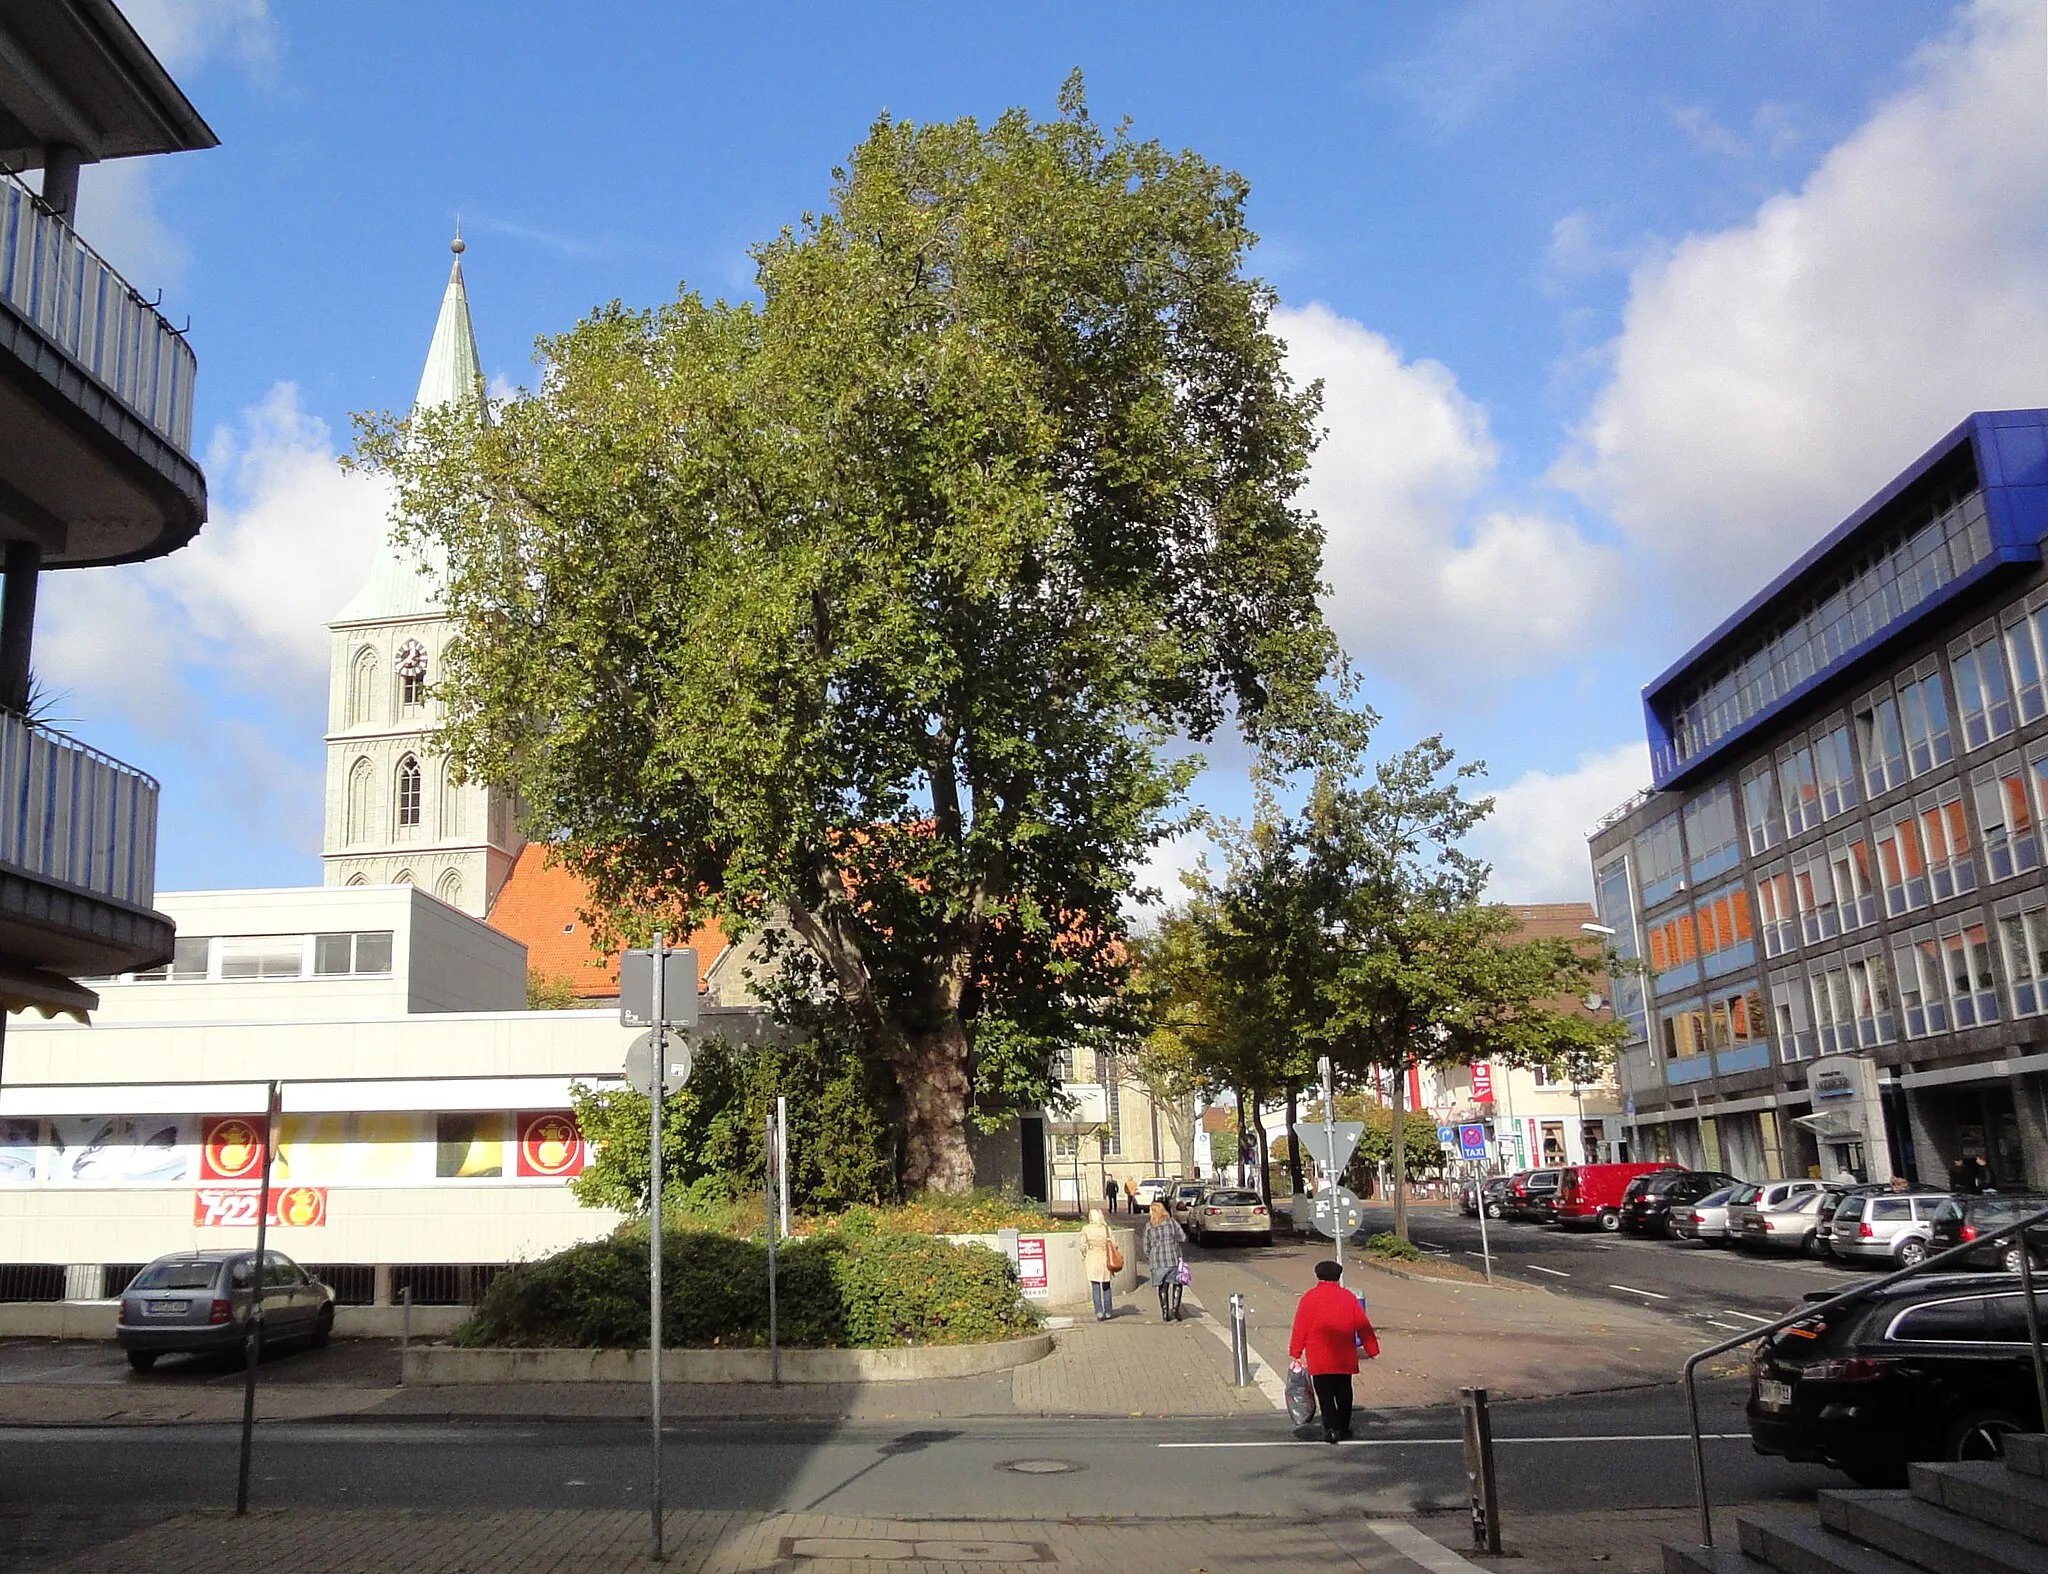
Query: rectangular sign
193 1186 328 1229
515 1112 587 1178
1015 1235 1049 1300
1458 1123 1489 1161
618 948 701 1028
1470 1064 1495 1103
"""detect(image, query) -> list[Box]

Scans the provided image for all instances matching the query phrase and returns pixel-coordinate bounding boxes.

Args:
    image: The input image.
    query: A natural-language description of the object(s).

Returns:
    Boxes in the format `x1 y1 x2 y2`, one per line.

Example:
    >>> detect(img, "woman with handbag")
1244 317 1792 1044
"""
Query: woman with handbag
1142 1201 1188 1320
1288 1259 1377 1444
1081 1208 1123 1320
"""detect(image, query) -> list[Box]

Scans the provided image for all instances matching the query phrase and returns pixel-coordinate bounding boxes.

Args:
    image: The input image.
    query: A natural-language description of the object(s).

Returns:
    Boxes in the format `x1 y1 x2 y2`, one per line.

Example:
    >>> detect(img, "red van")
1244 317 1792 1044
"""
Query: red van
1552 1162 1681 1232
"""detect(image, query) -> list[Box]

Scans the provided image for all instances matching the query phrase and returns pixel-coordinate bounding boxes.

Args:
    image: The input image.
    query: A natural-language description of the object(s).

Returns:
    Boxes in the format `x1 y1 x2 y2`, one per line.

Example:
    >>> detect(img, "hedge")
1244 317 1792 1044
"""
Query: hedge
453 1228 1040 1350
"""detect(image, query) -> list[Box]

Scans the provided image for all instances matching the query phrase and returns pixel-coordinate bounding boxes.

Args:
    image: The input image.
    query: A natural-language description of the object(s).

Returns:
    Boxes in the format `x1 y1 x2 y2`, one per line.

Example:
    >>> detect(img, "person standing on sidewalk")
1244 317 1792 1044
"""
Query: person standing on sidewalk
1082 1207 1117 1320
1142 1201 1187 1321
1288 1259 1376 1444
1104 1175 1121 1215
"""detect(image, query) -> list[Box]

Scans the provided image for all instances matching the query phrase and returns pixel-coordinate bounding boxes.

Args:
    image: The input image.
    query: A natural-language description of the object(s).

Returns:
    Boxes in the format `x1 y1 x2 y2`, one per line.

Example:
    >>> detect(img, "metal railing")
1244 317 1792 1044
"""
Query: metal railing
1682 1198 2048 1548
0 168 196 452
0 709 160 909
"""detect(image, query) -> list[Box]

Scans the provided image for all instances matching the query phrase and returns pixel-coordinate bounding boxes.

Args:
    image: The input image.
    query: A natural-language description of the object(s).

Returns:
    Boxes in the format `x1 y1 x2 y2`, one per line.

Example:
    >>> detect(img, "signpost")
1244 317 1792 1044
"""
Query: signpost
1457 1124 1488 1161
1459 1124 1495 1284
1303 1057 1363 1265
234 1079 281 1516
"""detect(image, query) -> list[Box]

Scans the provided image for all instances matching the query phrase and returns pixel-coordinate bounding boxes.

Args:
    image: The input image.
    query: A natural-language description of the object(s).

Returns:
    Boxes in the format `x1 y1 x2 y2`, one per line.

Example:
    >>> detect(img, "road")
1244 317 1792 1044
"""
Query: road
1369 1203 1884 1333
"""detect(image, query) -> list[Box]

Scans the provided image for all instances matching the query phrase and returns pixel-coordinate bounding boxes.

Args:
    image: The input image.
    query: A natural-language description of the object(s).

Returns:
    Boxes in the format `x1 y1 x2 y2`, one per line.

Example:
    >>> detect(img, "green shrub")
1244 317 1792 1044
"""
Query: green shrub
454 1227 1040 1349
1364 1231 1424 1262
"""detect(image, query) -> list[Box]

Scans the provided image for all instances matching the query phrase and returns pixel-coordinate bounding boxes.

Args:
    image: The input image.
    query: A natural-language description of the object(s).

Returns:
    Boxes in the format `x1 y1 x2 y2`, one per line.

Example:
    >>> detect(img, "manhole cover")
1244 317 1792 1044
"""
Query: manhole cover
997 1458 1082 1474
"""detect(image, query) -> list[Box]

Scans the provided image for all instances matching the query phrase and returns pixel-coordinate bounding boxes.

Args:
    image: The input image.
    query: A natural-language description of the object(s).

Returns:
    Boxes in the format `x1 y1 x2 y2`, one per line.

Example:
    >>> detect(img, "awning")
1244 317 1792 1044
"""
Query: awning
1792 1109 1863 1143
0 964 96 1024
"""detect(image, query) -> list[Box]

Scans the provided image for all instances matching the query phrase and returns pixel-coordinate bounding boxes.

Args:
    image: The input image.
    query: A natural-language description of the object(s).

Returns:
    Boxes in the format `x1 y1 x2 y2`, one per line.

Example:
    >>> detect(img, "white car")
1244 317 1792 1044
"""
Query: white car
1133 1177 1176 1207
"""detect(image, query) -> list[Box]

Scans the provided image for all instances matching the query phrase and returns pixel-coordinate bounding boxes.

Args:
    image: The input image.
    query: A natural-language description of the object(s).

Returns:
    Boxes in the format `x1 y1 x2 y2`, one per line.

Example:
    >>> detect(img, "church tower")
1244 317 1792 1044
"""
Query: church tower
320 237 525 916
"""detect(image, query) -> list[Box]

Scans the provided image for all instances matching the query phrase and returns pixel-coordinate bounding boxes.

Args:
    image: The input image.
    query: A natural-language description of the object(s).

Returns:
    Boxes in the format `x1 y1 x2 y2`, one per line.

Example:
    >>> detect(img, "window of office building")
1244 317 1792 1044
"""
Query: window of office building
1897 660 1954 778
1897 919 1999 1037
1855 687 1909 798
1790 847 1838 947
1828 829 1879 931
1741 761 1783 857
1952 622 2016 752
312 931 395 976
131 936 212 982
1895 928 1946 1038
1756 864 1796 957
1914 782 1976 903
1809 962 1854 1057
218 936 306 980
1813 718 1859 821
1812 950 1895 1053
1875 803 1930 917
1695 884 1755 978
1772 971 1815 1063
2006 591 2048 726
1661 1004 1709 1062
1706 982 1766 1051
1648 911 1699 993
1684 784 1741 885
1778 742 1823 838
1942 917 2000 1028
1995 892 2048 1018
1848 950 1897 1047
1973 753 2041 884
1636 815 1685 909
1594 858 1647 1040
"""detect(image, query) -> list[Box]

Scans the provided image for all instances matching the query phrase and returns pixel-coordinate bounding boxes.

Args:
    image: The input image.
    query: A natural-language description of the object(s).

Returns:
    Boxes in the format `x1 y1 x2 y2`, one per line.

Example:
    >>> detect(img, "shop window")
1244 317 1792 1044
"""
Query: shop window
1854 688 1907 798
1974 754 2041 884
1952 625 2016 752
435 1114 506 1179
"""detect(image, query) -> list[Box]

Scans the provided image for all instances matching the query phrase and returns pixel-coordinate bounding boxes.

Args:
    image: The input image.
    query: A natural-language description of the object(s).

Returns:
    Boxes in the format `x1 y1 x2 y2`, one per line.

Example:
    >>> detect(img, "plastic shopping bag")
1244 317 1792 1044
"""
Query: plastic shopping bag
1175 1258 1191 1286
1285 1360 1318 1427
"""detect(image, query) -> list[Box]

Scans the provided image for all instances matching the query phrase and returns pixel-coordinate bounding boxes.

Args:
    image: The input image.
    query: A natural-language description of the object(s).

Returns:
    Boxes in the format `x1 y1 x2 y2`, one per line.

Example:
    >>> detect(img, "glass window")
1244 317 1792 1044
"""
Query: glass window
396 756 423 830
1898 666 1954 778
1892 1297 1988 1343
1791 849 1838 947
1756 866 1797 958
436 1114 505 1179
1636 816 1685 909
1976 756 2041 884
1684 784 1741 884
2008 605 2048 725
1875 806 1930 917
311 931 394 977
1952 628 2016 752
2000 906 2048 1018
1773 976 1814 1063
218 936 305 981
1855 690 1907 797
1985 1293 2048 1344
1661 1006 1709 1061
1741 762 1783 858
355 931 394 973
1779 744 1822 837
1830 834 1879 931
1944 921 2000 1029
1918 785 1977 903
1813 720 1859 820
1895 933 1948 1039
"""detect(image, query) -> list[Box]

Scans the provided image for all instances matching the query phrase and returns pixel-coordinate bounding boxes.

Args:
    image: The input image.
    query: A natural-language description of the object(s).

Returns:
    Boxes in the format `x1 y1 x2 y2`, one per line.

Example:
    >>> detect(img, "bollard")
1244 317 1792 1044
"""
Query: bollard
1460 1386 1501 1555
400 1285 412 1385
1229 1292 1250 1385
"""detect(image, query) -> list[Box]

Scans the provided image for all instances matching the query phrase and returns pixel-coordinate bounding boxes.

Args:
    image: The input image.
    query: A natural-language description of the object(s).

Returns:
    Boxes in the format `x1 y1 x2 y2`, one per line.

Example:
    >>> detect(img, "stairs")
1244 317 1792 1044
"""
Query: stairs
1663 1434 2048 1574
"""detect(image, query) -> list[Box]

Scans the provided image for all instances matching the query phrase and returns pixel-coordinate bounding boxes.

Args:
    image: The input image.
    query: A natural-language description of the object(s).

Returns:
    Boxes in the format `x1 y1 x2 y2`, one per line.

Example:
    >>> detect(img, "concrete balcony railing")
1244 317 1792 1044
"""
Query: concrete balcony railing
0 168 195 454
0 709 158 912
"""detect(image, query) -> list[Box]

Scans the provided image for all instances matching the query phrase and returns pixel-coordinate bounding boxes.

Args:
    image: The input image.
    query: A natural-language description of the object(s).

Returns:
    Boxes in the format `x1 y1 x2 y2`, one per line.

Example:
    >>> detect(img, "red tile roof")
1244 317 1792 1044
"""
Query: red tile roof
488 844 726 998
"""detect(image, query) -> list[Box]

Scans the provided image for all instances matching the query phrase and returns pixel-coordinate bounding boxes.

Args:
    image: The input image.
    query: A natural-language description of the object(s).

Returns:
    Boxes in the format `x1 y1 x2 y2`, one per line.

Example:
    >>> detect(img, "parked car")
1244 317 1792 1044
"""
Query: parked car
1830 1191 1950 1267
1167 1181 1207 1229
1461 1175 1514 1219
116 1249 335 1370
1618 1169 1741 1236
1551 1161 1681 1232
1187 1187 1272 1245
1725 1178 1825 1240
1505 1168 1566 1221
1748 1273 2046 1485
1928 1193 2048 1271
1670 1183 1753 1243
1737 1189 1833 1254
1811 1184 1889 1259
1132 1177 1176 1207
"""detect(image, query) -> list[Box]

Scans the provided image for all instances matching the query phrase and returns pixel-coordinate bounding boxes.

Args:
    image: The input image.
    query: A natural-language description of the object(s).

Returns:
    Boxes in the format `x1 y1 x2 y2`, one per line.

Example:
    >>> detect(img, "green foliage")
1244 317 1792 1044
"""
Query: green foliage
815 1190 1070 1238
525 969 578 1010
570 1027 893 1217
454 1228 1040 1349
1363 1231 1423 1262
356 77 1342 1190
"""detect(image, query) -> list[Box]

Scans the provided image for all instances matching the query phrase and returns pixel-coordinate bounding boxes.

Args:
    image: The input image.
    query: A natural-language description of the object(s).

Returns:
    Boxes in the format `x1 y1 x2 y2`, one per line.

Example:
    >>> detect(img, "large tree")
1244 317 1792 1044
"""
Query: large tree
359 80 1338 1191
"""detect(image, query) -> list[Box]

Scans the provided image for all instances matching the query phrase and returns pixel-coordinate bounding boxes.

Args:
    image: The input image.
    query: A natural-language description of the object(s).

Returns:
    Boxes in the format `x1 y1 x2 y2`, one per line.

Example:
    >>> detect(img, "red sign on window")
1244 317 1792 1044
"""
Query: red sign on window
193 1185 327 1228
199 1116 267 1181
516 1112 586 1178
1470 1063 1495 1104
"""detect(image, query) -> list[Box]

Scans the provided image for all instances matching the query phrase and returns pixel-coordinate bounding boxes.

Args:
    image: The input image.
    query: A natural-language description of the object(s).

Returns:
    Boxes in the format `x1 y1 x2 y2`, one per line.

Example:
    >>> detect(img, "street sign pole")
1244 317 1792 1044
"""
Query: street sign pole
1474 1141 1494 1284
648 930 665 1562
1321 1057 1341 1271
767 1105 781 1389
234 1079 280 1516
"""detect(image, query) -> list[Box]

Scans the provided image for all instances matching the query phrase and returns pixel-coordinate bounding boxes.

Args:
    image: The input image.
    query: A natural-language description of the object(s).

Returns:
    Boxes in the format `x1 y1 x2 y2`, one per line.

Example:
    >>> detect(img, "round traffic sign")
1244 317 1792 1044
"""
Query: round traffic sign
1310 1184 1363 1241
624 1030 693 1095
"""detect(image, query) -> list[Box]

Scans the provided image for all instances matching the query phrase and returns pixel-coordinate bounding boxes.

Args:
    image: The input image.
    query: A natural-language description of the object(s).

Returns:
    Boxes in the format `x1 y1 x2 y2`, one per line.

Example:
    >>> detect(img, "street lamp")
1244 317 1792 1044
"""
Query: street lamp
1580 922 1616 937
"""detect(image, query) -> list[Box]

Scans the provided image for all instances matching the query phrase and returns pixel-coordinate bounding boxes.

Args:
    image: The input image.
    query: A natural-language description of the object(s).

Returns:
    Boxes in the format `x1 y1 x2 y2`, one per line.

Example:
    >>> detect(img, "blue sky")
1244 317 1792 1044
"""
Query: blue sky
42 1 2048 904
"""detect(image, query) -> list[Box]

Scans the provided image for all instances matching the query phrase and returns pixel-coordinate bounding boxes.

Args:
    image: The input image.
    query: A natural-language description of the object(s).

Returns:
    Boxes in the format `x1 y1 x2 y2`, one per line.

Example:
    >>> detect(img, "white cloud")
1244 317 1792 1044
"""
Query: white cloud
1469 741 1650 903
74 159 186 292
39 383 390 730
1278 302 1619 685
121 0 279 78
1558 0 2048 616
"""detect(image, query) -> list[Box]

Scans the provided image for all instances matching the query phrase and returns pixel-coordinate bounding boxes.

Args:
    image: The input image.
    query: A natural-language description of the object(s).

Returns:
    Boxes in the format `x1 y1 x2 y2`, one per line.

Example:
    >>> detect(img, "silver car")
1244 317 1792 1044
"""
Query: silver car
1671 1183 1752 1243
116 1249 335 1370
1829 1192 1950 1267
1187 1187 1272 1245
1168 1181 1206 1230
1727 1179 1824 1241
1736 1190 1831 1254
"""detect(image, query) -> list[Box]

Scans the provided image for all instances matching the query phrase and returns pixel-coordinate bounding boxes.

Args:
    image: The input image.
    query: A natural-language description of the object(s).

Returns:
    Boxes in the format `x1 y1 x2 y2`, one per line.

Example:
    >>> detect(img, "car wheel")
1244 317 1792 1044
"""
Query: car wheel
1598 1209 1621 1233
1895 1239 1927 1269
2002 1245 2036 1275
1945 1408 2026 1463
125 1349 158 1371
1662 1216 1681 1240
310 1305 334 1348
1814 1232 1834 1259
1485 1202 1505 1219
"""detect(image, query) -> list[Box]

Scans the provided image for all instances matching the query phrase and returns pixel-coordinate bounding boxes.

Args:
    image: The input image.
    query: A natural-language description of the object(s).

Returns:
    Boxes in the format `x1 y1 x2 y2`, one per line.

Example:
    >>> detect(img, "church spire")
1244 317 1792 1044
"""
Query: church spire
414 231 485 413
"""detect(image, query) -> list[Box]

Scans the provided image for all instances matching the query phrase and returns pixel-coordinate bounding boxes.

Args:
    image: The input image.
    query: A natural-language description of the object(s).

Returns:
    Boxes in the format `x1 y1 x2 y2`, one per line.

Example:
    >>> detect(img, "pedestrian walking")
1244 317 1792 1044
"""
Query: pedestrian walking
1972 1155 1995 1193
1123 1176 1138 1214
1104 1175 1121 1215
1288 1259 1377 1445
1142 1201 1187 1321
1082 1207 1120 1320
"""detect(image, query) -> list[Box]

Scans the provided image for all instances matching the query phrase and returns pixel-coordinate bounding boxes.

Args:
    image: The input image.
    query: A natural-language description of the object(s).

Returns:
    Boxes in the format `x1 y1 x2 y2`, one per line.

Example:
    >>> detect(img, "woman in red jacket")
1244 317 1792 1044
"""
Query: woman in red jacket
1288 1259 1378 1443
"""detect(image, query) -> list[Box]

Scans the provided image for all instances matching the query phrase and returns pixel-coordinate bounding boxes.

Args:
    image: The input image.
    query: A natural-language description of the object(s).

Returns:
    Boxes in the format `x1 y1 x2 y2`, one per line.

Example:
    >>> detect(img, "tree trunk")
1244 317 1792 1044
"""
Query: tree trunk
1389 1060 1409 1242
1155 1094 1196 1180
1284 1084 1303 1199
1234 1086 1248 1186
895 1020 977 1193
1254 1098 1272 1209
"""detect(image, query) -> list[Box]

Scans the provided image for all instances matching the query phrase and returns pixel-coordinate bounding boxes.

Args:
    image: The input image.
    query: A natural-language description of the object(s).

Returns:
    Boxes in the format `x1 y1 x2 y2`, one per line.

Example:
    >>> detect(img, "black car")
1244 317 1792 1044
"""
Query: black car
1462 1176 1514 1219
1617 1169 1739 1236
1748 1273 2046 1485
1506 1167 1565 1221
1927 1192 2048 1271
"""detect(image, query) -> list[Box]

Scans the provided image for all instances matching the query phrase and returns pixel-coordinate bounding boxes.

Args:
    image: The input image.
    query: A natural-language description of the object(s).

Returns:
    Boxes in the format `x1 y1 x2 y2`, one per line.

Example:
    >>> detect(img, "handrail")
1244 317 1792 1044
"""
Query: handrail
1683 1196 2048 1548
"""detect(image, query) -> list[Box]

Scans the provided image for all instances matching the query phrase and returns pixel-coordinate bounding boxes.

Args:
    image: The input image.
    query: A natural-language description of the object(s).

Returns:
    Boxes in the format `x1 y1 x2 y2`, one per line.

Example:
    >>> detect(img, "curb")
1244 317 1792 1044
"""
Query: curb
1356 1257 1543 1292
403 1330 1054 1386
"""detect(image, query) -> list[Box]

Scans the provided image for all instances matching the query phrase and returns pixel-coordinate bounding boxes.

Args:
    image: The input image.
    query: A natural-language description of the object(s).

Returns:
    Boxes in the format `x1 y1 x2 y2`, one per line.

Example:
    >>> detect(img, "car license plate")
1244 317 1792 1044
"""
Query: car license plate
145 1299 188 1316
1757 1379 1793 1410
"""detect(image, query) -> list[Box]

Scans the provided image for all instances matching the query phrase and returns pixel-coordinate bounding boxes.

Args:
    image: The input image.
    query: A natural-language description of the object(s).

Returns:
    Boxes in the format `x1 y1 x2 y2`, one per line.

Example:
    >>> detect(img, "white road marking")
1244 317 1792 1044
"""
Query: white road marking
1157 1433 1752 1449
1180 1290 1286 1410
1704 1320 1747 1332
1720 1309 1771 1322
1371 1519 1487 1573
1524 1264 1570 1278
1607 1284 1670 1299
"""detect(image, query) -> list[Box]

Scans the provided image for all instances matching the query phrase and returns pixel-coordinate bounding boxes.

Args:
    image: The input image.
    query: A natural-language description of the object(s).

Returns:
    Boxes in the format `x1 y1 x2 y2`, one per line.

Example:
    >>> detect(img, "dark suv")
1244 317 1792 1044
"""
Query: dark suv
1927 1193 2048 1271
1618 1169 1739 1237
1748 1273 2045 1485
1506 1167 1565 1221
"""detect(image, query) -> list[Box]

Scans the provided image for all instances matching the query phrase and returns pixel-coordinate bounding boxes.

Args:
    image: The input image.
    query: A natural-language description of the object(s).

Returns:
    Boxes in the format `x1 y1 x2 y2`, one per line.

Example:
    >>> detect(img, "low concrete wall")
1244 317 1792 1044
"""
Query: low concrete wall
0 1301 468 1340
404 1331 1053 1386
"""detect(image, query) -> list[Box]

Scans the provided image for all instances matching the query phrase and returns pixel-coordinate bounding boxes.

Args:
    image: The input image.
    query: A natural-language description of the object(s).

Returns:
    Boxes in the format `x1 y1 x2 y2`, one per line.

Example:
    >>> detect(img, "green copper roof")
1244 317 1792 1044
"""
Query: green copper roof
333 240 482 626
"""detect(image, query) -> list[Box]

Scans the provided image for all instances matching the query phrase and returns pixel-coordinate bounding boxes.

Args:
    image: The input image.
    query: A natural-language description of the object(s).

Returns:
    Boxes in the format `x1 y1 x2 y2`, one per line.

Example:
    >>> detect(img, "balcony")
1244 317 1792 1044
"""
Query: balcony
0 169 203 568
0 709 170 987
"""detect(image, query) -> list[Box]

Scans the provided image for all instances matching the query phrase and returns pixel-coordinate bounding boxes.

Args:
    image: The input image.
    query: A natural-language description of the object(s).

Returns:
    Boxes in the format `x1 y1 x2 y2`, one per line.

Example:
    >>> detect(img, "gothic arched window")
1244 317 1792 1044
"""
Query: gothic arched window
394 868 415 886
440 762 463 838
345 873 367 887
349 648 378 727
435 868 464 908
396 755 423 829
346 757 374 845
